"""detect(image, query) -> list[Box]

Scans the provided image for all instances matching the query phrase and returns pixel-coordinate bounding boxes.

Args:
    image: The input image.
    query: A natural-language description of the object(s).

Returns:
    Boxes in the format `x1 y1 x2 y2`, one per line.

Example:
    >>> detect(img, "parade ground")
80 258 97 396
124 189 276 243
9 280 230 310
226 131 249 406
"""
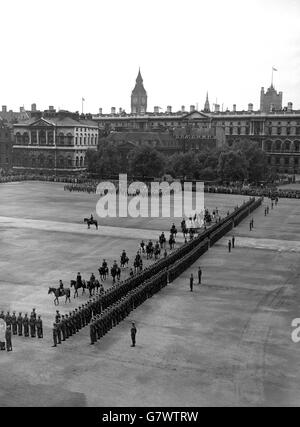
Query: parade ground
0 181 300 407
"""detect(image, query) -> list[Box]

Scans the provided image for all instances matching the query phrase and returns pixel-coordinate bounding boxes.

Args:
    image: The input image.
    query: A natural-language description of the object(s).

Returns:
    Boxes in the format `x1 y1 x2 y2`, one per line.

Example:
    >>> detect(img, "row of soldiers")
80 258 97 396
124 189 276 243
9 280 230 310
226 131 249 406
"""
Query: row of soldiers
90 270 168 345
0 309 43 338
52 301 98 346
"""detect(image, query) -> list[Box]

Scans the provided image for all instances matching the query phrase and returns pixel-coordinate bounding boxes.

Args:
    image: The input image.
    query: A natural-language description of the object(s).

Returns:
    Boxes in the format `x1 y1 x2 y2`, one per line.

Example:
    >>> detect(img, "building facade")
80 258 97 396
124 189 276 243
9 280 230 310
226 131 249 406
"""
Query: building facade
13 110 98 173
0 120 13 170
94 76 300 175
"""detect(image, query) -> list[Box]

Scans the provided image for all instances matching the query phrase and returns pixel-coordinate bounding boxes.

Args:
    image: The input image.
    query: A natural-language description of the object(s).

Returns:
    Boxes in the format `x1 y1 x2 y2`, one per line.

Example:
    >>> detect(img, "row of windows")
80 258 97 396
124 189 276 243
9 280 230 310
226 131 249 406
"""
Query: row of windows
14 155 86 168
268 156 299 166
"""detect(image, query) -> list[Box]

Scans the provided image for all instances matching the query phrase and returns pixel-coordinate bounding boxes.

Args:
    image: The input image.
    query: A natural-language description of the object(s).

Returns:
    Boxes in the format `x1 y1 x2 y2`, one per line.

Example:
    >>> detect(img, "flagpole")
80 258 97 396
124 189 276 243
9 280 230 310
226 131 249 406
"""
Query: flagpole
271 67 273 87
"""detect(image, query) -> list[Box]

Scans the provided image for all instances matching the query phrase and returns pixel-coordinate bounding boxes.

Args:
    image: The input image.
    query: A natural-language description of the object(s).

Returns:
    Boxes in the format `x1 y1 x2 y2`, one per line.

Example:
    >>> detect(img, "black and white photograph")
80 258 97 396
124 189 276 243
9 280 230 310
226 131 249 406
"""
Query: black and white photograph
0 0 300 411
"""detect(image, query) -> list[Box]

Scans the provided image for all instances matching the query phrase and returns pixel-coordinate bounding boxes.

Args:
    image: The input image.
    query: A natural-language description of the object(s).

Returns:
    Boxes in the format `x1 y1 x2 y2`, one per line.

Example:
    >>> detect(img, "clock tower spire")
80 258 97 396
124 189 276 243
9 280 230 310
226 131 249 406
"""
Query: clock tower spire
131 68 147 114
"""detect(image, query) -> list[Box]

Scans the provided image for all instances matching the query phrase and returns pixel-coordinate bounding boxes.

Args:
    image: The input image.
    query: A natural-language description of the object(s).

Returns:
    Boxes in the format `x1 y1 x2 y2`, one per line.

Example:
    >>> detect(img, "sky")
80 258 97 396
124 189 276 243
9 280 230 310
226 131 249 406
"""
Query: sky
1 0 300 114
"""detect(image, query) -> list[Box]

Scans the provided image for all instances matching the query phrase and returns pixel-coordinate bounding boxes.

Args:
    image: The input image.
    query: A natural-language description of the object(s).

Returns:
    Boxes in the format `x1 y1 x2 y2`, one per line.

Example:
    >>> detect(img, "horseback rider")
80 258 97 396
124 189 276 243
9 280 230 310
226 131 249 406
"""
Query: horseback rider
113 260 118 269
90 273 95 284
102 259 107 270
90 214 94 222
59 280 64 295
76 272 82 286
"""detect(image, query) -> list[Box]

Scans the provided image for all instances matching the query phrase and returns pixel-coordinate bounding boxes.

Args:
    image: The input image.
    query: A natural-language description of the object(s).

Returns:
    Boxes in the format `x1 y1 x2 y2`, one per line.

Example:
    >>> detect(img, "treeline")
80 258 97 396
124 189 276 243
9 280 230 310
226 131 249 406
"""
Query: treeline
85 140 268 182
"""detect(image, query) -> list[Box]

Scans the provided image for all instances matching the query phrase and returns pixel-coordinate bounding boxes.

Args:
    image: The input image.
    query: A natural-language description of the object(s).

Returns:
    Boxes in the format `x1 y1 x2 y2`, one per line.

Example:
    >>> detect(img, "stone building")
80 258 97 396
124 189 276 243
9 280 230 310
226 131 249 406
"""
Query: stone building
260 85 283 113
0 119 13 170
13 109 98 173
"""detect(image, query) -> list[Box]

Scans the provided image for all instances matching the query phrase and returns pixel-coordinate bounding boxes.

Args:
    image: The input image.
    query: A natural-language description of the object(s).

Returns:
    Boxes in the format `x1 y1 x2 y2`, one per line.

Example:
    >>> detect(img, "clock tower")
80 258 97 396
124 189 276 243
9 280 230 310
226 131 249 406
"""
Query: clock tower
131 68 147 114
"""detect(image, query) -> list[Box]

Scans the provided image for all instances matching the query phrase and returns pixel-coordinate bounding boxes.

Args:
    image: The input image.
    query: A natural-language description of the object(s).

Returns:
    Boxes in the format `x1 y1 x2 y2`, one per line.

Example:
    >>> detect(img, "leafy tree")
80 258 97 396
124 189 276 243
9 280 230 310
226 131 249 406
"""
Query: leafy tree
232 141 267 182
128 145 166 178
217 150 248 182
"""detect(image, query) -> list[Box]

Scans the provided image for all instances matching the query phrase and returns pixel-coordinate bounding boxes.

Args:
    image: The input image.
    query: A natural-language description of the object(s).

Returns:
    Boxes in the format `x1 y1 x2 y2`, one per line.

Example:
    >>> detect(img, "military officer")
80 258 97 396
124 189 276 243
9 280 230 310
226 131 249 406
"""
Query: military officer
11 311 17 335
17 312 23 336
23 313 29 337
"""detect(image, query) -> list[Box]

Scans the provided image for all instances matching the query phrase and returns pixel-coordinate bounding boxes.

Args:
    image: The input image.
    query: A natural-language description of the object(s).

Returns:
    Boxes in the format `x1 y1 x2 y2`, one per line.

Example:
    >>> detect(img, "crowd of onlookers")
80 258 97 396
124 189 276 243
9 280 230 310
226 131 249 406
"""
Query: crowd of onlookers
205 185 300 199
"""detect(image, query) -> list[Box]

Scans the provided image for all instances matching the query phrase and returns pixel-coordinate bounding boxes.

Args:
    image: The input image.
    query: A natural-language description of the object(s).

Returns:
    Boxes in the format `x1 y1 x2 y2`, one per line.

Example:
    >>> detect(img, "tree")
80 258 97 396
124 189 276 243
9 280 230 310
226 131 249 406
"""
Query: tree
85 144 122 177
217 150 248 182
232 141 267 182
128 145 166 178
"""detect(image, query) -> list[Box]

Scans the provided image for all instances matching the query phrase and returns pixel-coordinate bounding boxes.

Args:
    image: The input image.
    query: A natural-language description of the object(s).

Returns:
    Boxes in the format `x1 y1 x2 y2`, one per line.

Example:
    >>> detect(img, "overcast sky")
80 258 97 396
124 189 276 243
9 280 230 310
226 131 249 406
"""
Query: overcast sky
1 0 300 114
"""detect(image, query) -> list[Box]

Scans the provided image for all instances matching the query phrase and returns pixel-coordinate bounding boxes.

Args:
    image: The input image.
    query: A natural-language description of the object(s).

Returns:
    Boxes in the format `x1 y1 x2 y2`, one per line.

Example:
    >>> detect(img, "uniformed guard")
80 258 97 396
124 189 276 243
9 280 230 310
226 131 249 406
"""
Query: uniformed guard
90 322 96 345
56 322 62 344
52 323 58 347
5 311 12 327
0 310 4 319
131 322 137 347
228 240 232 253
5 325 12 352
61 315 67 340
31 308 36 320
35 315 42 338
23 313 29 337
65 314 72 337
232 236 235 249
190 274 194 292
198 267 202 285
29 315 36 338
11 311 17 335
55 310 61 323
17 312 23 336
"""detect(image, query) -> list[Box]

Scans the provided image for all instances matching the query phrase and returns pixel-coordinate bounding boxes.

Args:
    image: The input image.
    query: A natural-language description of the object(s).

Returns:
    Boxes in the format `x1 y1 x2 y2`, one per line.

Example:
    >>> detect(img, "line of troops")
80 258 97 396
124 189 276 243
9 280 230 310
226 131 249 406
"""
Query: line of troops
0 309 43 338
90 269 168 345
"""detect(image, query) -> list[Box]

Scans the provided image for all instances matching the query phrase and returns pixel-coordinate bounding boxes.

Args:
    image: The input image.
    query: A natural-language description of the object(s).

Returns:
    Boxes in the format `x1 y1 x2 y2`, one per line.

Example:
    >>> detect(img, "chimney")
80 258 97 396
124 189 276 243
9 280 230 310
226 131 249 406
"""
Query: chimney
154 106 159 114
248 103 253 112
49 106 54 111
20 106 25 112
215 104 220 113
190 105 195 112
31 103 37 112
111 107 116 115
181 105 185 113
287 102 293 112
99 108 103 115
167 105 172 113
2 105 7 113
119 108 123 114
233 104 236 113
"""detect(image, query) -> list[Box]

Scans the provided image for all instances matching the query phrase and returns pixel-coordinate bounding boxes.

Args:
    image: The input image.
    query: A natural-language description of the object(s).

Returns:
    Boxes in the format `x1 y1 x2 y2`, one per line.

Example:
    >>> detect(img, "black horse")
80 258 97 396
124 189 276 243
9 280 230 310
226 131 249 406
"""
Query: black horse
120 254 129 268
48 287 71 305
86 279 100 297
84 218 98 229
98 266 108 281
111 266 121 283
70 279 86 298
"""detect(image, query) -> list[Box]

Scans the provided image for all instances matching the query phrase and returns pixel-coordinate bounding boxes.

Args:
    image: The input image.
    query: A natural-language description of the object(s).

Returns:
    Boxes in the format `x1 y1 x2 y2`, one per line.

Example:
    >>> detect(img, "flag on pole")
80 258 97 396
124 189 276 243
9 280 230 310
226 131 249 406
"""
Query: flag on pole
272 67 278 71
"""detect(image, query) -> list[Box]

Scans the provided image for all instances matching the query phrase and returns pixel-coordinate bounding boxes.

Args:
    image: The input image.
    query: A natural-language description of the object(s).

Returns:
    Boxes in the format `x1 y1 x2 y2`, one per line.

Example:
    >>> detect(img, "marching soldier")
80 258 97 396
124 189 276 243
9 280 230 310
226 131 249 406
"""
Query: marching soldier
52 323 58 347
17 312 23 336
23 313 29 337
36 315 43 338
90 321 96 345
29 314 36 338
11 311 17 335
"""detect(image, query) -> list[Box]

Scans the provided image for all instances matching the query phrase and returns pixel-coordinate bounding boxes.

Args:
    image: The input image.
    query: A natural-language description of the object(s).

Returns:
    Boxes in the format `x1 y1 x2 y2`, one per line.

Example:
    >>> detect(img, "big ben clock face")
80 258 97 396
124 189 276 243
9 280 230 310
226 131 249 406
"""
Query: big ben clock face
141 97 146 104
133 97 138 103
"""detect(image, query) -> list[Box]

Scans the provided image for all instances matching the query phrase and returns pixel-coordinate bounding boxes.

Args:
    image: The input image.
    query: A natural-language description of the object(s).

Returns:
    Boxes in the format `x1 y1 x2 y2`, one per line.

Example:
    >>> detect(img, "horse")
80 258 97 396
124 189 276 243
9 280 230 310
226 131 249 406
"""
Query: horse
48 287 71 305
111 266 121 283
146 243 154 259
70 279 86 298
86 280 97 297
120 254 129 268
84 218 98 229
98 266 108 281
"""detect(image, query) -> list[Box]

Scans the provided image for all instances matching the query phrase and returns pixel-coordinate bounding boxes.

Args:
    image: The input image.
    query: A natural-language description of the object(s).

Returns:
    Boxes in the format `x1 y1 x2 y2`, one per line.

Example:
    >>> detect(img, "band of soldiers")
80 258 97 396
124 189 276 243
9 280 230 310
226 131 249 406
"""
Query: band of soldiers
0 308 43 339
